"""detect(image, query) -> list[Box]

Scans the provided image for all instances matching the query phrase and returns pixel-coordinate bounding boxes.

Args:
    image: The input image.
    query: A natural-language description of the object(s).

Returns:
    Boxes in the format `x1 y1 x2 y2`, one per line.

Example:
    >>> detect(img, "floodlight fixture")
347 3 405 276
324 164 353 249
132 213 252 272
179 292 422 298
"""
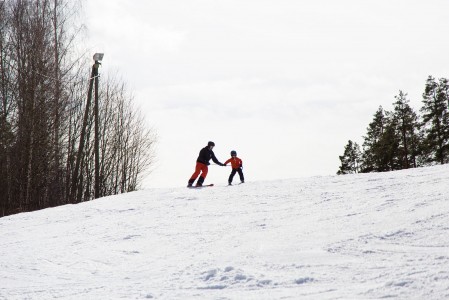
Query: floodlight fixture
93 53 104 62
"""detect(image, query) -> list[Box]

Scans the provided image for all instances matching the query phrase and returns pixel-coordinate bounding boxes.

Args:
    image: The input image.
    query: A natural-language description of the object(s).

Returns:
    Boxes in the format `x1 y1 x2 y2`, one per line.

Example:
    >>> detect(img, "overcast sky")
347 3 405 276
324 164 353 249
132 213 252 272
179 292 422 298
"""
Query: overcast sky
83 0 449 188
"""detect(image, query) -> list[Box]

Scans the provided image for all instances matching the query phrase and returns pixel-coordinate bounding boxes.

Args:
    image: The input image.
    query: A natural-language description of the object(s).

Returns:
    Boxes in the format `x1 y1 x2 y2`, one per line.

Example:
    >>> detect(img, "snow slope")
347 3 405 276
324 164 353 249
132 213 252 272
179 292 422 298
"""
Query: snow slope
1 165 449 299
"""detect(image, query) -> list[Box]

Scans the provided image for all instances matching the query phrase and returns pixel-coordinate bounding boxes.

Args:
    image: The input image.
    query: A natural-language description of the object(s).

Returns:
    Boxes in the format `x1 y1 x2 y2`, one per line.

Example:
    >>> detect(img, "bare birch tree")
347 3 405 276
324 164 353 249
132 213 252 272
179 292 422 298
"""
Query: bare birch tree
0 0 157 217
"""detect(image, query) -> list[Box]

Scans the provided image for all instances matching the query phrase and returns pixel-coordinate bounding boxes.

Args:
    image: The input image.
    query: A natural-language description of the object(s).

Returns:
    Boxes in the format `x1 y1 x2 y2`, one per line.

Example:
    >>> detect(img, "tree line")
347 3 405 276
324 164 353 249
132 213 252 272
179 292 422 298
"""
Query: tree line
337 76 449 175
0 0 156 217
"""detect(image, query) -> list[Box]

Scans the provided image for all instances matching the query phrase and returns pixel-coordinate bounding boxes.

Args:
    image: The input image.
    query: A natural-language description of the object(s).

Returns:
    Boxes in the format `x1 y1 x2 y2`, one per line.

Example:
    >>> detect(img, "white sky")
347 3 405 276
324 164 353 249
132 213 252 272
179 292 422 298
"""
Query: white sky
83 0 449 188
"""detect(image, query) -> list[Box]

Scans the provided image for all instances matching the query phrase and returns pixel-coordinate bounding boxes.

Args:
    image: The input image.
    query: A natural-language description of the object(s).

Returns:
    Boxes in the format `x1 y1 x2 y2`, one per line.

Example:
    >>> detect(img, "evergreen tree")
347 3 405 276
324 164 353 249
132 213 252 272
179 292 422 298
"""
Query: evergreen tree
420 76 449 164
337 140 361 175
361 106 386 172
392 91 421 168
361 107 404 172
378 114 402 171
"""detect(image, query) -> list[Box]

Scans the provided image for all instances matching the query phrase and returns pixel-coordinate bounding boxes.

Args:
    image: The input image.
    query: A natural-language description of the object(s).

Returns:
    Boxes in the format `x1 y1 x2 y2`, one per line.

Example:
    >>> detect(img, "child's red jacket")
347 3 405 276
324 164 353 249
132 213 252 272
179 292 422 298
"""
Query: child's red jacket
224 157 243 169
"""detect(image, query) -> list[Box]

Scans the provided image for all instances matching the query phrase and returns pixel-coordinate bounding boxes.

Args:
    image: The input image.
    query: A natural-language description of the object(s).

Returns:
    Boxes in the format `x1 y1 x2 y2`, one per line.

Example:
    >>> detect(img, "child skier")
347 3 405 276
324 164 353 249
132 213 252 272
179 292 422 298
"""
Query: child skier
224 150 245 185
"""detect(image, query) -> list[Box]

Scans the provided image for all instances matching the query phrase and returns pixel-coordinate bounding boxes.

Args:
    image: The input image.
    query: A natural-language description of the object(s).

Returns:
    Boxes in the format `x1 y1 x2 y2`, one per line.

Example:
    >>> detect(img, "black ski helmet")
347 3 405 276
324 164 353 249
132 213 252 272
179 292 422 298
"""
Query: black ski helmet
208 141 215 147
231 150 237 156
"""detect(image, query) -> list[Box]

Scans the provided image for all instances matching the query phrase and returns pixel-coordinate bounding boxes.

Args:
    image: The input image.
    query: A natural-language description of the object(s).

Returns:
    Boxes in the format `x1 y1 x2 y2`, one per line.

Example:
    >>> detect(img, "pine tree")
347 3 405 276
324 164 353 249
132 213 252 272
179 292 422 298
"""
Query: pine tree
361 106 386 172
337 140 361 175
392 91 420 168
420 76 449 164
378 114 402 171
361 106 405 172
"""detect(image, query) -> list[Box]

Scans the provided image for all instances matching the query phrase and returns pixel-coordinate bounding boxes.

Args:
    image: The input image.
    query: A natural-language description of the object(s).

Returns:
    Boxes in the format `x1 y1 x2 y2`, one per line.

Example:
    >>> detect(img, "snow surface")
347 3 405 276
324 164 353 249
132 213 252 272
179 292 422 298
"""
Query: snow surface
1 165 449 299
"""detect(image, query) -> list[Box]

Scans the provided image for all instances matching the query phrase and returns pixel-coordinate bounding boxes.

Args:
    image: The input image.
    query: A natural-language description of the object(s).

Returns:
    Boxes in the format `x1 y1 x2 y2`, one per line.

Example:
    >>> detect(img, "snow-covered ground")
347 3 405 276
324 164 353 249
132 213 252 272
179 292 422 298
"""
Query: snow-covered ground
1 165 449 299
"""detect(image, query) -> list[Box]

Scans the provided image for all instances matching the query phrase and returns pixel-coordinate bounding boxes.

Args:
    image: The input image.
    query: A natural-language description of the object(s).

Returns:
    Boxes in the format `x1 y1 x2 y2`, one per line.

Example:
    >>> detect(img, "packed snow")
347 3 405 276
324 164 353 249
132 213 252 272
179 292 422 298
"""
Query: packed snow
1 165 449 299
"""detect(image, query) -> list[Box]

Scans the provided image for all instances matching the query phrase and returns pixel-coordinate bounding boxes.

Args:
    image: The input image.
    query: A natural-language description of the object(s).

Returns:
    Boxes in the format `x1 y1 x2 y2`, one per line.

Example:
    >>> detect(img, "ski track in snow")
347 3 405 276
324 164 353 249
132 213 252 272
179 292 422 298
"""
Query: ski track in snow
1 165 449 299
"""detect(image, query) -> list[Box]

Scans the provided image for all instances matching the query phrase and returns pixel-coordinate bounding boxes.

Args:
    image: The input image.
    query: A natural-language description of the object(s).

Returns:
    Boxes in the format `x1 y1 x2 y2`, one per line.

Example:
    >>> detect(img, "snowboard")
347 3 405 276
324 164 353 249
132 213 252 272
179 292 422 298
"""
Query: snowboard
188 184 214 189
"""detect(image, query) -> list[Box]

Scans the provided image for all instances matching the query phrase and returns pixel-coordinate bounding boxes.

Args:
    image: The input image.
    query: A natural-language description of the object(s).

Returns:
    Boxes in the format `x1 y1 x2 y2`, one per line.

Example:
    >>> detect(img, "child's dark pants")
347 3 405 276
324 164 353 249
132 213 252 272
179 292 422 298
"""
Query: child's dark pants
229 168 244 184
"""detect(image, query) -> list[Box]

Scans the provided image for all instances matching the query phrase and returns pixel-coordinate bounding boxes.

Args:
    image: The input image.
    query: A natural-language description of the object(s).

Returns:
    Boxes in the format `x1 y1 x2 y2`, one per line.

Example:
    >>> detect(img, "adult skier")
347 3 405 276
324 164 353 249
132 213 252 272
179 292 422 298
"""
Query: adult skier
187 141 225 187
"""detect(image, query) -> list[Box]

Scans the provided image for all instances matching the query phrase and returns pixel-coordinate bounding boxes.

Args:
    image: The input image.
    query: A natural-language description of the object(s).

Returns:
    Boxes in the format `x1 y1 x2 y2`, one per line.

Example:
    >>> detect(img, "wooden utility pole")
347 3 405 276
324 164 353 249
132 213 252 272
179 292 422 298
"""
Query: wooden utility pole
94 60 100 199
71 53 103 202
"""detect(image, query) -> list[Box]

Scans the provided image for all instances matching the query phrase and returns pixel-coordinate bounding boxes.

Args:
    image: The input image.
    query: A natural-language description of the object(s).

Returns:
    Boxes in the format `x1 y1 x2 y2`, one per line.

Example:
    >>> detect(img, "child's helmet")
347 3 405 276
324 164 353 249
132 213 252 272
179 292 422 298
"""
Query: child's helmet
231 150 237 156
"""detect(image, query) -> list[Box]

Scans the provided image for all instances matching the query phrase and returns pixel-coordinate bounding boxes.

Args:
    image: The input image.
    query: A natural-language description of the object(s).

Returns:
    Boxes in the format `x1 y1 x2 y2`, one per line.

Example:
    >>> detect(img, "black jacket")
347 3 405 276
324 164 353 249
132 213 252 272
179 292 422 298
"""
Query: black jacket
197 146 222 166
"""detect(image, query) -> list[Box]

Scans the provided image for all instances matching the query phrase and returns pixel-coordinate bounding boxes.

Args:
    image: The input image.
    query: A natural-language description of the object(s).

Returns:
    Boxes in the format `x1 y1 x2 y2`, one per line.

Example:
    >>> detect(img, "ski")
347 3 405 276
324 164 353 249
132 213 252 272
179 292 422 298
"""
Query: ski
227 182 244 186
187 184 214 189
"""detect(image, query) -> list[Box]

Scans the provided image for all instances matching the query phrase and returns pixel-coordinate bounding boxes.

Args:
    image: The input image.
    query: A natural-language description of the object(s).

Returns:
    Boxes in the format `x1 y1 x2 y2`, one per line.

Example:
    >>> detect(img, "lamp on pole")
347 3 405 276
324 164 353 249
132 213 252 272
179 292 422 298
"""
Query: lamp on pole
70 53 104 203
93 53 103 199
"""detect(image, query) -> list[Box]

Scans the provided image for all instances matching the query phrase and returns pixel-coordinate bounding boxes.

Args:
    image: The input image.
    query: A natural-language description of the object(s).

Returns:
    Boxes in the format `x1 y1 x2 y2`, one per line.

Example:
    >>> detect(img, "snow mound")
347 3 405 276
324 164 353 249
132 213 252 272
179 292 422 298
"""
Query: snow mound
197 266 279 290
1 165 449 299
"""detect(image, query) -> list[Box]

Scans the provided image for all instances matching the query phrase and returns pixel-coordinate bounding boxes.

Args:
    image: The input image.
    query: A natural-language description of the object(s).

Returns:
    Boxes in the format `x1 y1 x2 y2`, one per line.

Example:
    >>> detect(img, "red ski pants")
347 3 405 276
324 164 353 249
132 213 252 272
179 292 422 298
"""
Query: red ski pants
190 162 208 180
